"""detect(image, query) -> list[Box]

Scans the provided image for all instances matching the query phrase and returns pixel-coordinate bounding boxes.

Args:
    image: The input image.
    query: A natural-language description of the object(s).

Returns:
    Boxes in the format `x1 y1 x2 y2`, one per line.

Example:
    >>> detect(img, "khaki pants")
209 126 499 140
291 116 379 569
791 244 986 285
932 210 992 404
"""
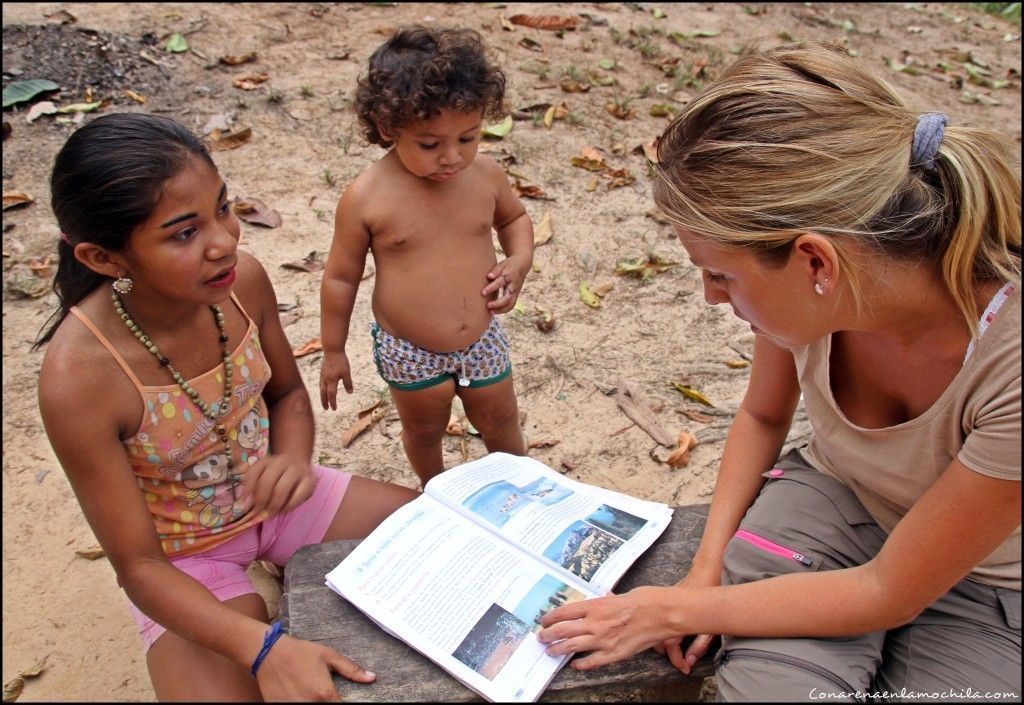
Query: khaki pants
716 450 1021 702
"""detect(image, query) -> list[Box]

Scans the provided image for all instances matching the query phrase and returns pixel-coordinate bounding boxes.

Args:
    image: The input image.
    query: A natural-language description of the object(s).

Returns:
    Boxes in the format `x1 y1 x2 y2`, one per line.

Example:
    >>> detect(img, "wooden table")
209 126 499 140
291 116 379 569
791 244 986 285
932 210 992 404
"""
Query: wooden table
281 503 715 702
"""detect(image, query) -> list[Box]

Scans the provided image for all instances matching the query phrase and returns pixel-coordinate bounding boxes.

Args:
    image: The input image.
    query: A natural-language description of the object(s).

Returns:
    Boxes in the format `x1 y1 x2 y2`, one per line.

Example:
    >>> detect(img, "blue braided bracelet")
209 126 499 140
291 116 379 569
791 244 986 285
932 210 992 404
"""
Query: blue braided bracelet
250 620 286 677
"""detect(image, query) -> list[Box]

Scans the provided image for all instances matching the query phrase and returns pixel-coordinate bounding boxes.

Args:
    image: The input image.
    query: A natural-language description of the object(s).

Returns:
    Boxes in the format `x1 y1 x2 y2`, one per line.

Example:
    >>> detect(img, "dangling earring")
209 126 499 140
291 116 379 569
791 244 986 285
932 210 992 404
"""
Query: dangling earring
112 274 134 295
814 277 829 296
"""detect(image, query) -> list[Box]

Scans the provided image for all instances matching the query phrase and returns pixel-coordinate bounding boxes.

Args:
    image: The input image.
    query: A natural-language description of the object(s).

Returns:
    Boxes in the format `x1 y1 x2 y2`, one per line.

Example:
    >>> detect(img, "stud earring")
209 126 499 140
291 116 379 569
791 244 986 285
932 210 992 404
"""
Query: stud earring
112 274 134 295
814 277 829 296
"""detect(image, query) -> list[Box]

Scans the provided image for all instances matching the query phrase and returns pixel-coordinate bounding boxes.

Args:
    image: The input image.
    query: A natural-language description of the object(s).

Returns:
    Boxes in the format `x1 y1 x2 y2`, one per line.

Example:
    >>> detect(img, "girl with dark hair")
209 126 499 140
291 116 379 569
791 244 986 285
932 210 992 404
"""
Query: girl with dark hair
36 112 418 701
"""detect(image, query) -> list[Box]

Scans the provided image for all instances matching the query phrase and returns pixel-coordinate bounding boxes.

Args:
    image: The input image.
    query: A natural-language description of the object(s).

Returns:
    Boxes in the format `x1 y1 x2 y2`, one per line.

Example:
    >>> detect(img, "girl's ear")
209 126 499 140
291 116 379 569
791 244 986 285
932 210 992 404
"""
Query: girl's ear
73 242 128 279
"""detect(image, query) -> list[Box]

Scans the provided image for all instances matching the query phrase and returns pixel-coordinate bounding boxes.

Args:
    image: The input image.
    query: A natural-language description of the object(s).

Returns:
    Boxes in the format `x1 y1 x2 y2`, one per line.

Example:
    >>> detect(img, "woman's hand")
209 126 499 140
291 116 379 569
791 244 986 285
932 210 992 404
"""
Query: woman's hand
256 635 375 701
652 566 721 674
482 256 527 314
319 350 353 410
246 455 315 517
537 585 685 671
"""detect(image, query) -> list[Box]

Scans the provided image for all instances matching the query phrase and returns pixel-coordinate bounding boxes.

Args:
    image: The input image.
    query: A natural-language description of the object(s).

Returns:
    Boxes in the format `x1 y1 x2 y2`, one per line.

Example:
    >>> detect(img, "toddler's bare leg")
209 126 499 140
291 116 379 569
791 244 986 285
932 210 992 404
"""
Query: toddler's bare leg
458 374 527 456
389 378 456 486
147 593 268 701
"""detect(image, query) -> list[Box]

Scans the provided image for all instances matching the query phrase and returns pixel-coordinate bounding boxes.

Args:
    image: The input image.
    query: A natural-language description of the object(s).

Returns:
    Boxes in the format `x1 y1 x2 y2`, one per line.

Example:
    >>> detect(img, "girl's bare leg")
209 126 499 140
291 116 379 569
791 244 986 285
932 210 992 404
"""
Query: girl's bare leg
147 593 268 701
388 378 457 486
457 374 527 456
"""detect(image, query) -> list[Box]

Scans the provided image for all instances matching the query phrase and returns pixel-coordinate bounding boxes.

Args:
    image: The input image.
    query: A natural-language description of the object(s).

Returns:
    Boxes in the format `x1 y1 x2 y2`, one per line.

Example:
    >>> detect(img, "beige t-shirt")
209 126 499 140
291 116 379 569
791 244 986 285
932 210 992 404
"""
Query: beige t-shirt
793 286 1021 590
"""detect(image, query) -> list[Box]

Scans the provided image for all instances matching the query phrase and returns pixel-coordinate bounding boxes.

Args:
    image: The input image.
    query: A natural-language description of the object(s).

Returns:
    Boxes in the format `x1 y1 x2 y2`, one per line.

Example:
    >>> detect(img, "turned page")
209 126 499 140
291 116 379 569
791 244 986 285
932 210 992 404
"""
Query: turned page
424 453 674 594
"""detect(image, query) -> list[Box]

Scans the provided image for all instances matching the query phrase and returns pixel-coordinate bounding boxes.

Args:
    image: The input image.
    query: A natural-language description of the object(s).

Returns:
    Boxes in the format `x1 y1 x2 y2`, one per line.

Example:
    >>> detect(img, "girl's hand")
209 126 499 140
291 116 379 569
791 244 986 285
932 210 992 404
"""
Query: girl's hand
245 455 315 517
319 350 353 410
482 257 527 314
652 566 721 674
537 585 683 670
256 634 375 702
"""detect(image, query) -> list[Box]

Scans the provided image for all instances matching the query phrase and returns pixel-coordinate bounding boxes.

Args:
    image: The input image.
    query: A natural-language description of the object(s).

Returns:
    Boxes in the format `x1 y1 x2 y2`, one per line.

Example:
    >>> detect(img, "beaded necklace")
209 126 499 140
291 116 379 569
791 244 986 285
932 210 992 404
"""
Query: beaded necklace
111 287 235 471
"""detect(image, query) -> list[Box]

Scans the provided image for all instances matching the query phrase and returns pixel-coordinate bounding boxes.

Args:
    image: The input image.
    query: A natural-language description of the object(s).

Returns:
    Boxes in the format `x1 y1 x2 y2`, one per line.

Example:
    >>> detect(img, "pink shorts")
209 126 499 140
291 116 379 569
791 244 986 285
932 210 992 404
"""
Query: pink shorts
127 464 351 651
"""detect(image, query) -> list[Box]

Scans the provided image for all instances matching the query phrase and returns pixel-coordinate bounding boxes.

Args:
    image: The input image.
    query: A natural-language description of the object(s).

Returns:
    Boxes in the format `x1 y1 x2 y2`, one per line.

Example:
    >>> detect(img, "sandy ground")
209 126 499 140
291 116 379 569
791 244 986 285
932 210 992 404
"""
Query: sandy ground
2 2 1020 700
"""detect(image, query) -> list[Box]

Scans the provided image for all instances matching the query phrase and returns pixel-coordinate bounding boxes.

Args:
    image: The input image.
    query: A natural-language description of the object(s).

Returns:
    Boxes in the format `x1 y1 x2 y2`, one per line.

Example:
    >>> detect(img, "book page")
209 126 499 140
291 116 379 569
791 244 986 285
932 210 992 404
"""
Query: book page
325 495 596 703
424 453 673 594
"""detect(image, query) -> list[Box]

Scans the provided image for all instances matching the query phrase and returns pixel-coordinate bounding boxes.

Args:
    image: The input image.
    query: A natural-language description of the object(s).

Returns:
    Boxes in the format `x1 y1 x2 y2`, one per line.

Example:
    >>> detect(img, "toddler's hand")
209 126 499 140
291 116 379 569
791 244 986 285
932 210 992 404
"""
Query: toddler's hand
483 257 527 314
246 455 315 518
319 350 353 410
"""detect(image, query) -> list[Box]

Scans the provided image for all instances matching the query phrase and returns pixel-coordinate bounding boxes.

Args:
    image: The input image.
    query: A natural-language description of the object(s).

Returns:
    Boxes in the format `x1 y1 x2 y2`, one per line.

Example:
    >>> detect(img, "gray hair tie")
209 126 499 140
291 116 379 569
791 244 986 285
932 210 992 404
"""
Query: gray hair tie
911 112 948 170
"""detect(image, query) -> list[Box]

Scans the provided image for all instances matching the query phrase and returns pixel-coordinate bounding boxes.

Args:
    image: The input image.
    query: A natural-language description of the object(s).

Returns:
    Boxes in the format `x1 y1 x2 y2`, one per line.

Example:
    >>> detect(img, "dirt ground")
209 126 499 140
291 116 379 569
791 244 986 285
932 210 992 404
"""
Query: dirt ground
2 2 1020 701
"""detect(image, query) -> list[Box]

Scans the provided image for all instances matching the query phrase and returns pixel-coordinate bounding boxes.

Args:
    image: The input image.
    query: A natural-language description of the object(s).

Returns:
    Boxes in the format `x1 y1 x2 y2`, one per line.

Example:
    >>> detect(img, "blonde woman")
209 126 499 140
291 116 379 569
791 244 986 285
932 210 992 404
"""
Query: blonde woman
539 43 1020 701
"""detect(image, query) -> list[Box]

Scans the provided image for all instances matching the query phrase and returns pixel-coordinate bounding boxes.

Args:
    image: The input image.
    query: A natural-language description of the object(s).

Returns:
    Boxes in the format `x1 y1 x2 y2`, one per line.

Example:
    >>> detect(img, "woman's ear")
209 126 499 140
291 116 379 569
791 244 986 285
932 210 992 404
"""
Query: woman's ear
73 242 127 279
792 233 839 296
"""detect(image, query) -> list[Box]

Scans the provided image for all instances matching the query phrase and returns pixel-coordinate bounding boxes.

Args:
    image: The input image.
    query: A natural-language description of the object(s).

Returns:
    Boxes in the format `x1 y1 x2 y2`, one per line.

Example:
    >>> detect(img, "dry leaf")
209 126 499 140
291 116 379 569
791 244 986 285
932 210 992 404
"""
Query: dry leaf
220 52 258 66
590 282 615 297
559 79 590 93
528 438 561 448
519 37 544 52
605 102 635 119
292 337 323 358
664 430 700 468
671 381 715 407
533 210 553 245
646 207 671 224
28 254 53 278
3 655 50 703
534 308 556 332
341 406 387 447
498 14 516 31
281 251 323 272
75 547 105 560
579 281 602 308
232 196 281 227
232 72 269 90
2 191 34 210
615 253 679 281
512 180 553 200
446 414 466 436
25 101 57 123
725 359 751 369
543 104 556 128
208 126 252 152
509 14 577 31
561 458 577 471
679 408 715 424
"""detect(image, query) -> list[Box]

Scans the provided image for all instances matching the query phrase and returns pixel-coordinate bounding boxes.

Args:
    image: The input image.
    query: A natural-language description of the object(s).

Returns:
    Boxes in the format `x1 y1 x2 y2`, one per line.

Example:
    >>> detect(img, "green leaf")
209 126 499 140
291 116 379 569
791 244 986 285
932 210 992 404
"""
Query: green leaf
165 32 189 53
57 101 103 114
3 79 60 108
652 8 667 18
669 29 721 43
481 115 513 138
598 58 616 70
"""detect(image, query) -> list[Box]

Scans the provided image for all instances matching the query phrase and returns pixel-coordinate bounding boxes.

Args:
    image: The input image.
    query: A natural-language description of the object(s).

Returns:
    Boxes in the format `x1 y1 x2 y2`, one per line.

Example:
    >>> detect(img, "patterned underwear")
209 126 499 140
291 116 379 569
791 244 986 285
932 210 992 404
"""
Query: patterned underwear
370 318 511 390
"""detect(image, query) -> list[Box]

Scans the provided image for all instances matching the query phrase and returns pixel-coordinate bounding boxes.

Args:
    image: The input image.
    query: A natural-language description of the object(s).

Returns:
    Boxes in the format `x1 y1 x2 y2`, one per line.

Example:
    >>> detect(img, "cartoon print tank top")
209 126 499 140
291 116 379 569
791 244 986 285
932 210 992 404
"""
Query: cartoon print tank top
70 293 271 557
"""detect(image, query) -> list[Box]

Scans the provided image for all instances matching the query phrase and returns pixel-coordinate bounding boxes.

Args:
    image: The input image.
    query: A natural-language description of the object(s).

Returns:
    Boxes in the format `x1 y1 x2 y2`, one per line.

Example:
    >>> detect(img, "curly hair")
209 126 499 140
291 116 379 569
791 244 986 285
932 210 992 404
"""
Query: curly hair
355 25 507 147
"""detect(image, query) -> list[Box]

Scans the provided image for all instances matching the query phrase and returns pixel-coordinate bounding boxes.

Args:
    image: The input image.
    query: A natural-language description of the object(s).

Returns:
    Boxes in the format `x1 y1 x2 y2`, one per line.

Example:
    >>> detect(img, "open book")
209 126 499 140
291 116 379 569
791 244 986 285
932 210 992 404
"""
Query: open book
325 452 673 703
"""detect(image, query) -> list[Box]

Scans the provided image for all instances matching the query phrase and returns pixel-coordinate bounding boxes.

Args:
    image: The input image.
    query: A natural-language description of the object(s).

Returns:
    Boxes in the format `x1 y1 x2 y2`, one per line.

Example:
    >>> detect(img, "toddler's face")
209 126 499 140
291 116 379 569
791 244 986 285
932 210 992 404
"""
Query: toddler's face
385 108 484 182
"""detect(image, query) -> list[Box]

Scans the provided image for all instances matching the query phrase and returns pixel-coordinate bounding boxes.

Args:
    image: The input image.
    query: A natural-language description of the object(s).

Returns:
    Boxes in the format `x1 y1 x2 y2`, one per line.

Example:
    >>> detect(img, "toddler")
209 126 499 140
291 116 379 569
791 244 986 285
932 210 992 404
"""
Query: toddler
320 25 534 486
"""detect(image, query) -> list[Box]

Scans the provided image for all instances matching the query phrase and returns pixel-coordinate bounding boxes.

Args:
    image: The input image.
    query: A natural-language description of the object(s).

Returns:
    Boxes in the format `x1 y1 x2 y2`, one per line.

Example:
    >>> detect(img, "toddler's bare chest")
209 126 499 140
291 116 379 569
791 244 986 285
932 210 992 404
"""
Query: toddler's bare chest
367 188 495 252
